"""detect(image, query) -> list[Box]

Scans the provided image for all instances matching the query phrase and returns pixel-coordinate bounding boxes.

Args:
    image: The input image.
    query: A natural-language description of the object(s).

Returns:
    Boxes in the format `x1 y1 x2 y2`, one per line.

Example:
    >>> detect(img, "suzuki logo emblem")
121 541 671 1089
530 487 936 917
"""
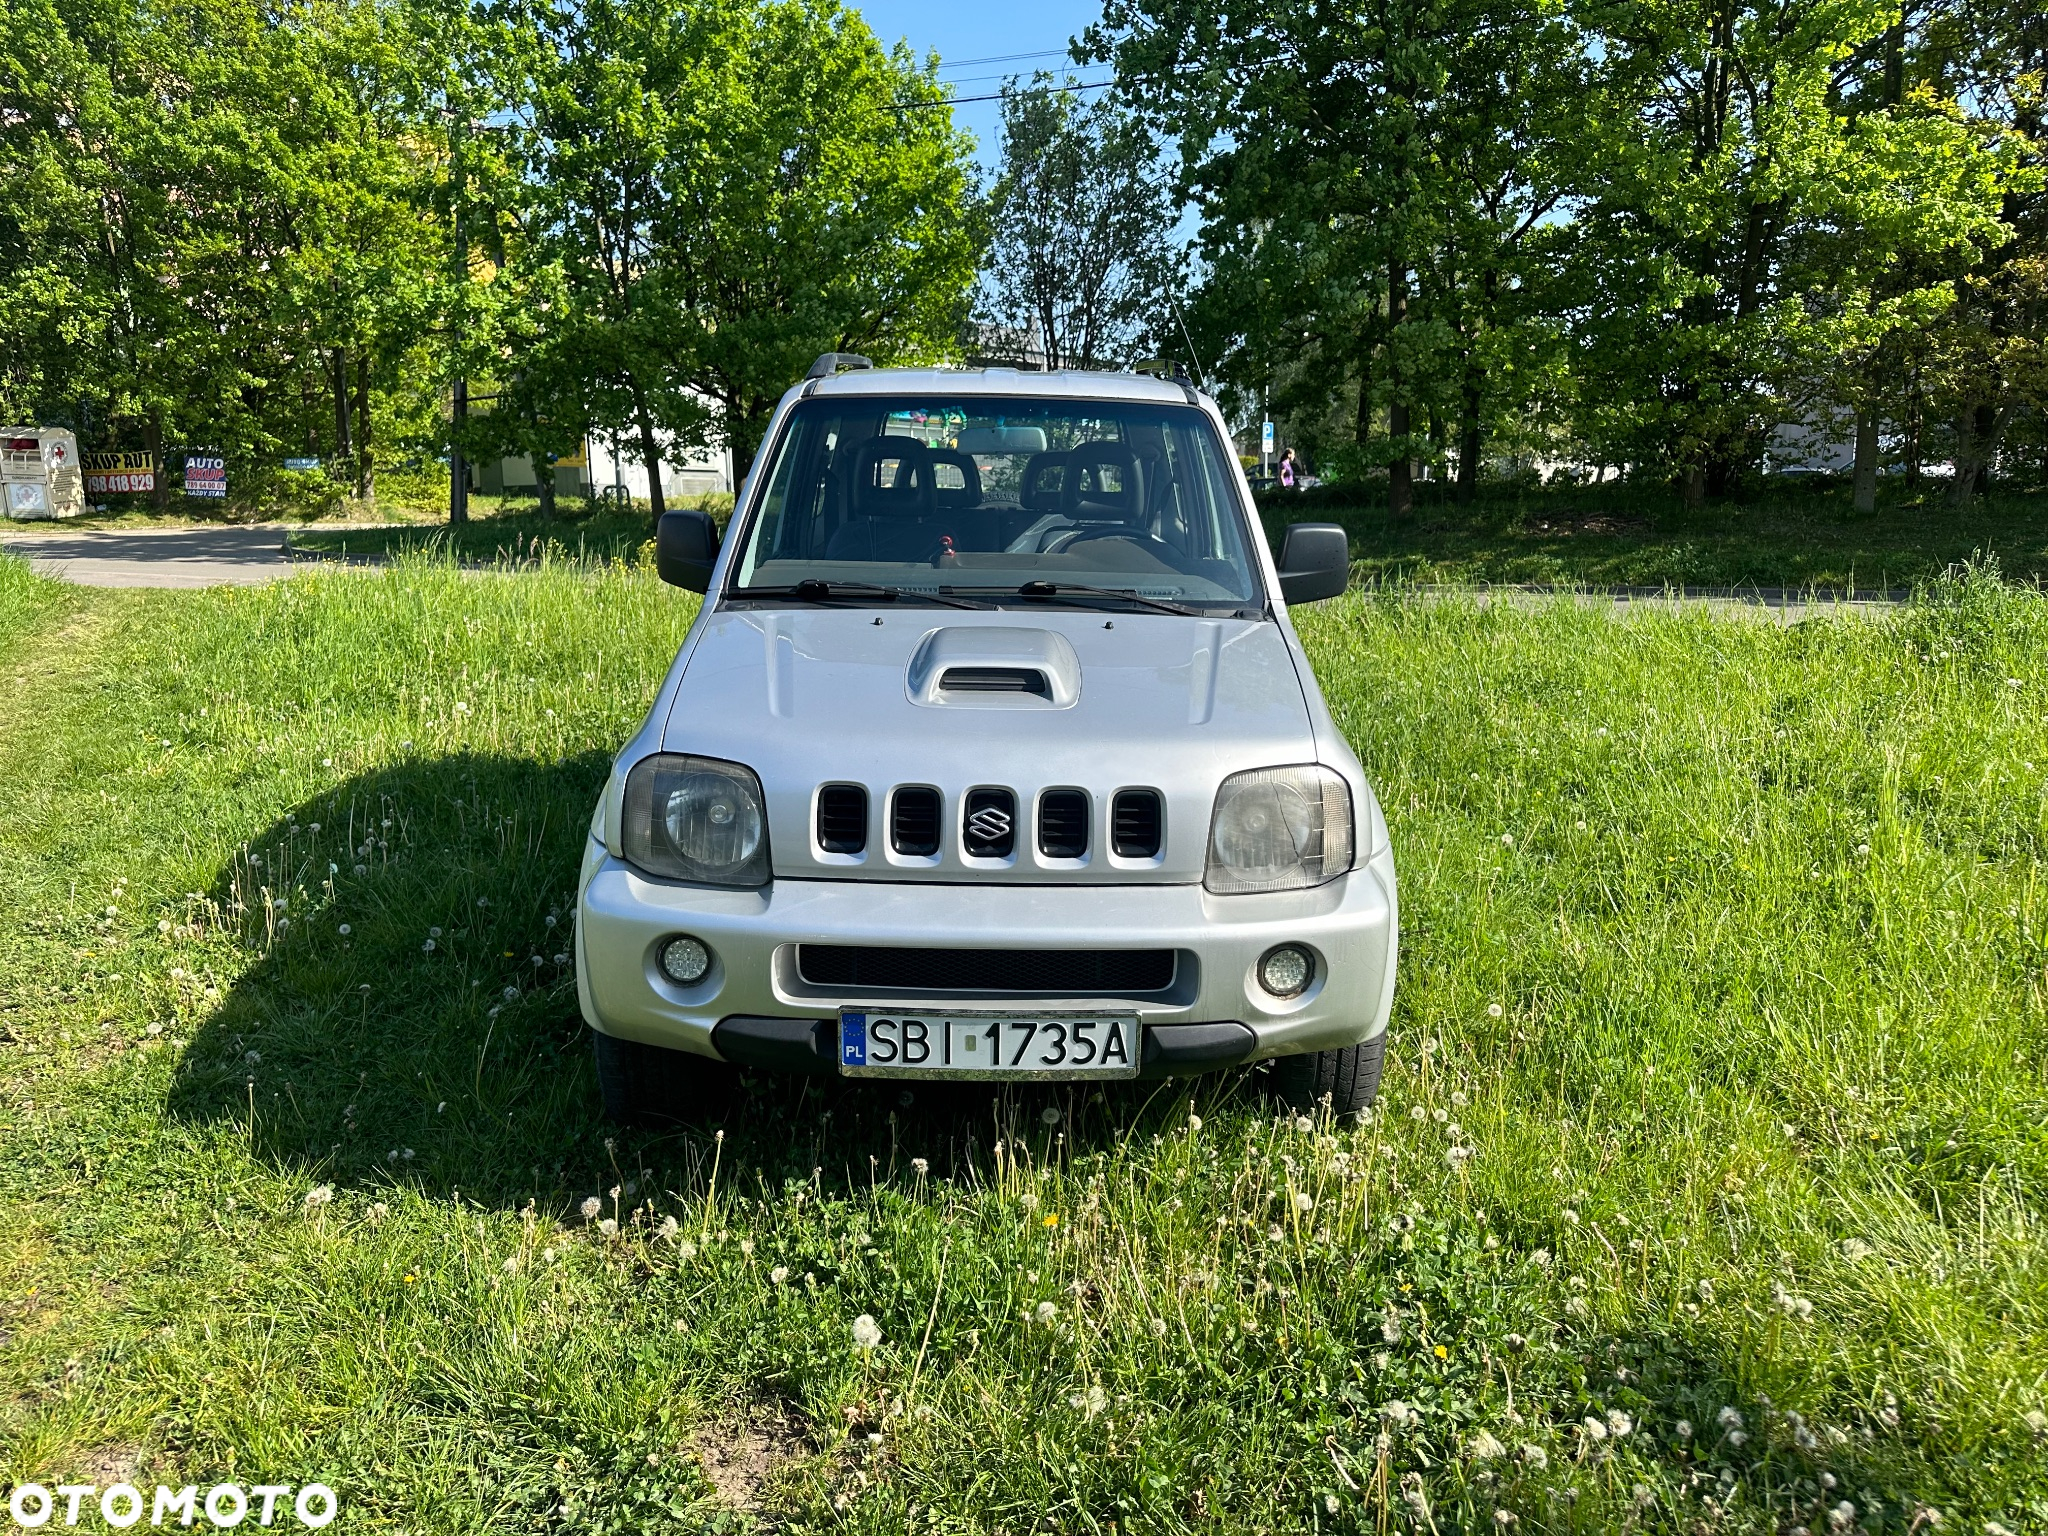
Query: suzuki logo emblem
966 806 1012 844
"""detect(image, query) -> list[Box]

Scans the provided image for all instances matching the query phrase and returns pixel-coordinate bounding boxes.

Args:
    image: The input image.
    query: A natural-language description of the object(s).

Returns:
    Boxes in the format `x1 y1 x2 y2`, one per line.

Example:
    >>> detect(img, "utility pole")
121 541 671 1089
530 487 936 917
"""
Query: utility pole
448 112 469 527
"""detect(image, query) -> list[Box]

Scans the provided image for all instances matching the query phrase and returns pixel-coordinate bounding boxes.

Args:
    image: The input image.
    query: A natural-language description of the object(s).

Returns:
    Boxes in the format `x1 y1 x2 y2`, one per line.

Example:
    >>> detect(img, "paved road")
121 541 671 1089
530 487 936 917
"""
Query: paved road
0 524 307 587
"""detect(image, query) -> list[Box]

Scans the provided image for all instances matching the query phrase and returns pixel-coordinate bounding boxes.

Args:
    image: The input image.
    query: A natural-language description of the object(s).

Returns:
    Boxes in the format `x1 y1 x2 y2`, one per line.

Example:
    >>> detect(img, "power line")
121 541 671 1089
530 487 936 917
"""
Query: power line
891 78 1115 111
940 66 1104 87
934 47 1075 71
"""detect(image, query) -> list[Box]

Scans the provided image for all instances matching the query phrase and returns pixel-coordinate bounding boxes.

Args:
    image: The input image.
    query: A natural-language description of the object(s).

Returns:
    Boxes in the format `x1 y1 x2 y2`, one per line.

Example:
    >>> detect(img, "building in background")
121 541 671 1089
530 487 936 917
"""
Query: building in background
477 430 734 501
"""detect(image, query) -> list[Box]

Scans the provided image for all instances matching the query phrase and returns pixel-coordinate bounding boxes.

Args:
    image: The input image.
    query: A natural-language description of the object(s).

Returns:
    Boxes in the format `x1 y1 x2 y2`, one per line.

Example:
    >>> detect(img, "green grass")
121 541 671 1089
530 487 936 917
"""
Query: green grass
1 552 2045 1532
281 495 732 567
1255 481 2048 591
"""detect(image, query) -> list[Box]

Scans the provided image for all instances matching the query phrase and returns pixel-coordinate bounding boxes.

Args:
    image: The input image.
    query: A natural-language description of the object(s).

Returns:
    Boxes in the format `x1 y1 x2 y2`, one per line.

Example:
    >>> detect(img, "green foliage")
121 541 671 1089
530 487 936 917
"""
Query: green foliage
0 0 443 494
0 0 980 512
1088 0 2040 502
980 76 1182 369
496 0 981 485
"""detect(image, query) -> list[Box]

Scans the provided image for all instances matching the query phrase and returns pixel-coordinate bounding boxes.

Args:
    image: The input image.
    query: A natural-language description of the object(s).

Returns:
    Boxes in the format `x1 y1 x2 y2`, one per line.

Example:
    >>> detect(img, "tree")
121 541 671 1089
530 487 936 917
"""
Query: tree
0 0 442 501
500 0 979 503
979 76 1183 371
1560 0 2018 504
1088 0 1584 512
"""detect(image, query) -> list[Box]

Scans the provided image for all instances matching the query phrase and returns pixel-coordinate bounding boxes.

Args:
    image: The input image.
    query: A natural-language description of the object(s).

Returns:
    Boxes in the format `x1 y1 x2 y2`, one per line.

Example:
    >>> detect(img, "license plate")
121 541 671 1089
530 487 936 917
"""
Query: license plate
838 1010 1139 1079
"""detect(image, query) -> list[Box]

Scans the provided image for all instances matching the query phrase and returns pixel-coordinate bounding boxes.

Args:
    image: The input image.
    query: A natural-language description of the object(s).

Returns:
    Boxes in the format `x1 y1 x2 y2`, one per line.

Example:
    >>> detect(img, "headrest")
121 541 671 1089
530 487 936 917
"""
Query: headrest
850 436 934 518
927 449 983 510
1064 440 1144 518
1021 451 1069 512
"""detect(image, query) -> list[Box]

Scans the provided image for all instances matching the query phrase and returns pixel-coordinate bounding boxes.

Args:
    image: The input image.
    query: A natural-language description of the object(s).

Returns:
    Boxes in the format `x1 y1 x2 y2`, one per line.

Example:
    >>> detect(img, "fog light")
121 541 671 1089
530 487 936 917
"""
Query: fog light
658 935 711 984
1258 943 1314 998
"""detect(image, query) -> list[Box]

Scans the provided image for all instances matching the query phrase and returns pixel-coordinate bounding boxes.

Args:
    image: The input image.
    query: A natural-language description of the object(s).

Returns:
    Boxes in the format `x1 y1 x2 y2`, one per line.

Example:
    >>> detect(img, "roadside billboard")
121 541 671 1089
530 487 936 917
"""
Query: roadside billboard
184 453 227 499
83 449 155 495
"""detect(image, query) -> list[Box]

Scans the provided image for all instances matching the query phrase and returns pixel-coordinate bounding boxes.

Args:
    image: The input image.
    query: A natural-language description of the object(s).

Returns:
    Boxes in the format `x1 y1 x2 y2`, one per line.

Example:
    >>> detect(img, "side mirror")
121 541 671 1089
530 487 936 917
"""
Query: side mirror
1276 522 1349 604
655 508 720 592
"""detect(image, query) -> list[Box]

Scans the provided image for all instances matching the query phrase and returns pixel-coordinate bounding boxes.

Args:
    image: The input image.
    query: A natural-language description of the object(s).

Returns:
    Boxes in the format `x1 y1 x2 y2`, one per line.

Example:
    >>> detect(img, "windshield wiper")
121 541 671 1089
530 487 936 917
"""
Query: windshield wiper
737 579 991 610
1009 580 1200 617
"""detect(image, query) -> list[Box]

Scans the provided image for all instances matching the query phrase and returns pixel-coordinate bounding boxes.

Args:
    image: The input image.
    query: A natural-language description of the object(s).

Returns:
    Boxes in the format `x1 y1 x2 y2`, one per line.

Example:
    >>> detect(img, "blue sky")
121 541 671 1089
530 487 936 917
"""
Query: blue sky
849 0 1114 170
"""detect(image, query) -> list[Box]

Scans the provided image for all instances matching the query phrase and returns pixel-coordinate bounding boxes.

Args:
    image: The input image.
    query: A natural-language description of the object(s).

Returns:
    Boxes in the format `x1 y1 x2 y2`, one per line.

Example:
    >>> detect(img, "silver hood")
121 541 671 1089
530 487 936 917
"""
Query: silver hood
653 607 1315 883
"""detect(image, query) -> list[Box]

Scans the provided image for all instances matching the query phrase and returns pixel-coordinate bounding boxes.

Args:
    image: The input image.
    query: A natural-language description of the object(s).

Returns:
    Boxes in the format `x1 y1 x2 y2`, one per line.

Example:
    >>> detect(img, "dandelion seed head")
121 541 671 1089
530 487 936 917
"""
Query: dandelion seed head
1487 1002 1503 1018
770 1266 790 1285
1041 1106 1061 1126
851 1314 883 1351
580 1196 602 1220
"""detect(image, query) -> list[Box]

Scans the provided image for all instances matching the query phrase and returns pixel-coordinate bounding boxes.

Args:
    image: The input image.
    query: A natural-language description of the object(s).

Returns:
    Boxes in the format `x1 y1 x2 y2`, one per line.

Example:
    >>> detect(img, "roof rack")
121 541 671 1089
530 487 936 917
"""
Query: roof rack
806 353 875 380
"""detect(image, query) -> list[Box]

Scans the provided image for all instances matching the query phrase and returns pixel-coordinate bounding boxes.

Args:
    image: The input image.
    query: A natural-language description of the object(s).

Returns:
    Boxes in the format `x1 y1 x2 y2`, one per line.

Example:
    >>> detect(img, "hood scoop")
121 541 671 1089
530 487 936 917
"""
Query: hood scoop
907 626 1081 709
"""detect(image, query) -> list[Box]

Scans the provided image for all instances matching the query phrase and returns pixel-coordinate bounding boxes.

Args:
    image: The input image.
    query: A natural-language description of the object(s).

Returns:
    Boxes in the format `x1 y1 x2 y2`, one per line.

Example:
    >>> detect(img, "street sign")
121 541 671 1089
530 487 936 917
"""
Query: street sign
1261 420 1275 455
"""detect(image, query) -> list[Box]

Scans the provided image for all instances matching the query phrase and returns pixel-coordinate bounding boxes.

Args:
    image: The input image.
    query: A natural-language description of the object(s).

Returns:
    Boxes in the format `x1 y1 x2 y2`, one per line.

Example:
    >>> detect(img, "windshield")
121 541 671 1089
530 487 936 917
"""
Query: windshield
730 395 1263 610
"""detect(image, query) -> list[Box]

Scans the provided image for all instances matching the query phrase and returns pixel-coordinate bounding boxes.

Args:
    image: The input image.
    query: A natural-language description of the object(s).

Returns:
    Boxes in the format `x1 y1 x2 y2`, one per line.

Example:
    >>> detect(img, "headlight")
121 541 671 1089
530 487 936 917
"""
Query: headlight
622 754 772 886
1205 764 1354 894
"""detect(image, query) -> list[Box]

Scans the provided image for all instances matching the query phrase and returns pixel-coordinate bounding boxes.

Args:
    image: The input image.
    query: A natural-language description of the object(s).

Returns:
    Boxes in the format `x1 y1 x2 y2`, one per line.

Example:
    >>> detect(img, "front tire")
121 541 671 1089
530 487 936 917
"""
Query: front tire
591 1029 740 1126
1268 1032 1386 1117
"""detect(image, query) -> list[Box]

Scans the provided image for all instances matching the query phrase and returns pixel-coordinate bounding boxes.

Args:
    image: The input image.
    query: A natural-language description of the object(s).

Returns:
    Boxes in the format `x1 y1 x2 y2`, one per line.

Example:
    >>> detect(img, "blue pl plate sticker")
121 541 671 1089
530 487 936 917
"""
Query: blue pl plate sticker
841 1013 867 1068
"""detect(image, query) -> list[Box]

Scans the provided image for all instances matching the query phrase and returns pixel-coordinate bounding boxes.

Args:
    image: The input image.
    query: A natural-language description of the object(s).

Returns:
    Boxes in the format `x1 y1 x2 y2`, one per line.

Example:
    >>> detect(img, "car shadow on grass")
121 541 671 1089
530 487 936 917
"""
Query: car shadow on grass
163 750 1242 1216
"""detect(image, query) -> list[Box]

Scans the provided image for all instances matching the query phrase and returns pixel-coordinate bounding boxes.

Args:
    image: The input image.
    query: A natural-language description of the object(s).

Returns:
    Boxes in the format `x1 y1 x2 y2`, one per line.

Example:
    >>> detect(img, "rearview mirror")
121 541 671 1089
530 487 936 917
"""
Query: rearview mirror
1276 522 1349 604
656 508 721 592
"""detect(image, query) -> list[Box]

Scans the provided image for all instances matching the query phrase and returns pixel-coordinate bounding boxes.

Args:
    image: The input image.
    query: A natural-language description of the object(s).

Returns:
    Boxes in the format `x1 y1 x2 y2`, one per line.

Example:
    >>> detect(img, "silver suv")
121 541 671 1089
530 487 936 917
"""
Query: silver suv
574 359 1396 1119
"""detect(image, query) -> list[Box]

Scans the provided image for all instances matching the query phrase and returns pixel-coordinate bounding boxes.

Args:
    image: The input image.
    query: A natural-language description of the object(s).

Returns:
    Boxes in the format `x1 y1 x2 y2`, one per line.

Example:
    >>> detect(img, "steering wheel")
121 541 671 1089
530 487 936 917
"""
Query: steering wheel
1044 526 1173 556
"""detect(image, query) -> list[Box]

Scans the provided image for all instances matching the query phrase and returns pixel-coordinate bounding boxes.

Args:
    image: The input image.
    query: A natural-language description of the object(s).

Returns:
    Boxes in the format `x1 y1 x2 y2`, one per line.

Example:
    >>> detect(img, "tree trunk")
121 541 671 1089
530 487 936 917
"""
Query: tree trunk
146 409 168 515
449 376 468 526
633 391 667 522
1456 359 1483 505
1949 410 1981 505
332 348 353 468
1353 361 1372 453
536 457 556 520
1681 465 1706 509
1950 402 2004 505
353 353 373 501
1387 263 1412 518
1852 409 1878 514
1902 371 1922 488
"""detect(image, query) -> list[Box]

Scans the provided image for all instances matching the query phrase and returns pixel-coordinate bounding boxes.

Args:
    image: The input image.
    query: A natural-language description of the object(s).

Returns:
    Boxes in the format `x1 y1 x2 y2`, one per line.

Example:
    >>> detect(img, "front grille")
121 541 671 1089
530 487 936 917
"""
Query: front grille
1111 789 1162 858
799 945 1175 994
891 786 941 856
817 784 867 854
1038 789 1088 858
963 786 1016 858
941 666 1049 696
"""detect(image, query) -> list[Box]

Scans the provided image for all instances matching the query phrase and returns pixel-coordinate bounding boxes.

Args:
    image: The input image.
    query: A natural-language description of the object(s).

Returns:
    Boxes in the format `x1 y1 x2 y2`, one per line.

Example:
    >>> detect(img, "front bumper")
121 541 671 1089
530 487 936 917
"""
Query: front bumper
575 836 1397 1074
